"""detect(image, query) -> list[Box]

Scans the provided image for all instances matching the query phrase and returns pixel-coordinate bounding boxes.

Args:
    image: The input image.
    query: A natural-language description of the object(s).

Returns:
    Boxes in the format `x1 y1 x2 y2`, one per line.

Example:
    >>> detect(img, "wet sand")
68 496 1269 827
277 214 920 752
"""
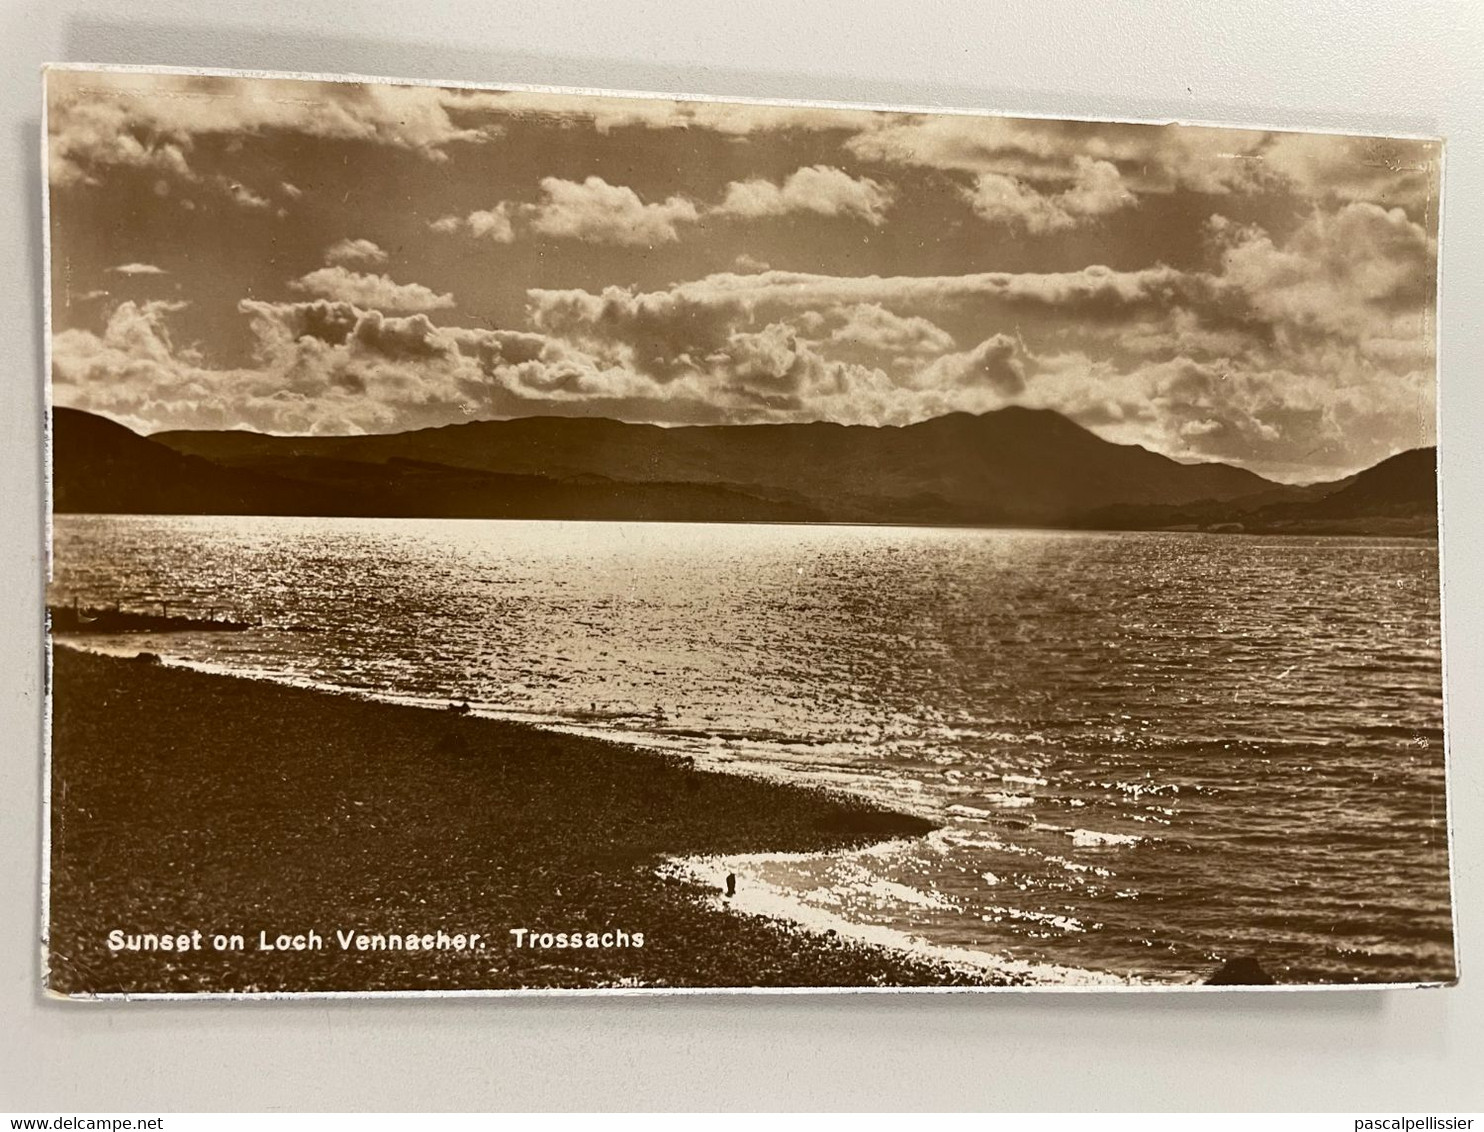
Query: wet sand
46 647 1003 994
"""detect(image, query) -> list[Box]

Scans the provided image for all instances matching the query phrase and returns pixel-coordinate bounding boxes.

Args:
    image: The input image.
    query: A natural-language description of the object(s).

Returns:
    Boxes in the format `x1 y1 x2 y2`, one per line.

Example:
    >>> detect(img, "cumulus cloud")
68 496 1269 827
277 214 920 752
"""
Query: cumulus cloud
845 114 1271 195
54 298 458 434
825 304 955 356
519 262 1199 421
45 72 1440 480
220 179 271 210
526 176 699 245
52 295 715 434
288 266 455 312
1208 202 1434 343
529 264 1197 342
987 204 1439 478
1018 348 1432 482
716 165 893 224
54 189 1435 480
240 297 361 353
53 286 1023 439
56 299 190 368
1049 204 1436 385
47 69 502 187
429 178 700 247
520 275 1043 421
52 271 1432 479
1256 132 1441 214
516 195 1434 478
461 91 1417 214
433 169 889 246
845 113 1440 221
917 334 1027 395
531 281 739 381
964 157 1135 233
325 238 389 267
429 202 516 242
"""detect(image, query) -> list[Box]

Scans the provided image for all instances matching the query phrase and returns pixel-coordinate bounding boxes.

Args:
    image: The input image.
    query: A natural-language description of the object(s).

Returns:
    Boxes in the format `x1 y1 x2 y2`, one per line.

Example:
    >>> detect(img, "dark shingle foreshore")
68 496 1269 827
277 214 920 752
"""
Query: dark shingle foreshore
46 647 1003 995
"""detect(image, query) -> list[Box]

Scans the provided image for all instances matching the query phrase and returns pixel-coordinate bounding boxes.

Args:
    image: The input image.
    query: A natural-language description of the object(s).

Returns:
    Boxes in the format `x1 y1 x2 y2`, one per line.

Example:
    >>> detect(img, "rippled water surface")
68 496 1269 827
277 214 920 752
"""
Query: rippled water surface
50 516 1453 984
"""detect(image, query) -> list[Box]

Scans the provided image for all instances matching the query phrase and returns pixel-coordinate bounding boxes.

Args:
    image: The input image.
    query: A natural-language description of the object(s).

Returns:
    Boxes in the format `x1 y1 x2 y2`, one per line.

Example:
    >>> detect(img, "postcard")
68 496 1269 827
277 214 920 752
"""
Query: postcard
42 65 1451 995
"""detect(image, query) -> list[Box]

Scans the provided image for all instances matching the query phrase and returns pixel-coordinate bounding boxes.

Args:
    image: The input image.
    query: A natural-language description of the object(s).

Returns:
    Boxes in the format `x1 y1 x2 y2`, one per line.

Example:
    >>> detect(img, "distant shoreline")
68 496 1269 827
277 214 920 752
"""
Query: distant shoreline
50 509 1439 539
53 407 1438 535
46 647 1007 995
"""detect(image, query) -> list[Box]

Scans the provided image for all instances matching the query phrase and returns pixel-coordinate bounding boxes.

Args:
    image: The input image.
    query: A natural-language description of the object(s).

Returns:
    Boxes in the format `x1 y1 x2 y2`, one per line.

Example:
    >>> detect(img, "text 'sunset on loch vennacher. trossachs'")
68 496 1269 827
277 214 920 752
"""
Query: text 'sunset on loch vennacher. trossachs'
41 65 1453 996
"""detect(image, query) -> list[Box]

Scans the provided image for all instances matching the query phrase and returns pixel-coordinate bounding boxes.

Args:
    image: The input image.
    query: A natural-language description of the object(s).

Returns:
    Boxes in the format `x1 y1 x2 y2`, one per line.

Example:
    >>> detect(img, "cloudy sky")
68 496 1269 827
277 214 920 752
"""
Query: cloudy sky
47 68 1440 482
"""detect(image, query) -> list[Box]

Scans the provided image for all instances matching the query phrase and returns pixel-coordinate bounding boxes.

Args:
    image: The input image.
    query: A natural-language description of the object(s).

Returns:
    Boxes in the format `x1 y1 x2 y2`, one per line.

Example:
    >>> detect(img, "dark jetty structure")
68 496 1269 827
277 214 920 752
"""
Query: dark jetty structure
49 603 254 635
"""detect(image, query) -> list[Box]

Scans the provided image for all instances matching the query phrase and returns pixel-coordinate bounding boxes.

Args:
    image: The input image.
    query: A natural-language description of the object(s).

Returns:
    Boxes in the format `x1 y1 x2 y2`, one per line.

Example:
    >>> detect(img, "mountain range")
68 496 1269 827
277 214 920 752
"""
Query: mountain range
51 407 1437 535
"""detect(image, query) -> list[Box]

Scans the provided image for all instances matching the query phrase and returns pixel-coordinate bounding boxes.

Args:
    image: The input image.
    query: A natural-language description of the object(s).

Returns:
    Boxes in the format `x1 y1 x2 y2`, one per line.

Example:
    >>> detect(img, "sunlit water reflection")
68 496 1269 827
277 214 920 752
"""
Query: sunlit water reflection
51 516 1453 984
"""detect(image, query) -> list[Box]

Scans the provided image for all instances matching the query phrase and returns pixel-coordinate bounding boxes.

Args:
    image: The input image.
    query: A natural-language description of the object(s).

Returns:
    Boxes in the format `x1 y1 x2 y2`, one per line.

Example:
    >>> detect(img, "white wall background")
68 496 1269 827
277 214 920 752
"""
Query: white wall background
2 0 1481 1112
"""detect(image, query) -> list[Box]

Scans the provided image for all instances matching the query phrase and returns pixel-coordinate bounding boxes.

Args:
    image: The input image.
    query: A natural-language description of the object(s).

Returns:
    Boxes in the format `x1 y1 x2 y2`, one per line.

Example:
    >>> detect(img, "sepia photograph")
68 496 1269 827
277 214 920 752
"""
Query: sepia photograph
42 65 1451 996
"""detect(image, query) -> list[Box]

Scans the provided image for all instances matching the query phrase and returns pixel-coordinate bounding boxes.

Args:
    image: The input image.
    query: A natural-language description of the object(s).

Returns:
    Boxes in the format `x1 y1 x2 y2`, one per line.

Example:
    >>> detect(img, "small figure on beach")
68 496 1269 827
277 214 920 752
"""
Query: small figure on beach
725 872 736 898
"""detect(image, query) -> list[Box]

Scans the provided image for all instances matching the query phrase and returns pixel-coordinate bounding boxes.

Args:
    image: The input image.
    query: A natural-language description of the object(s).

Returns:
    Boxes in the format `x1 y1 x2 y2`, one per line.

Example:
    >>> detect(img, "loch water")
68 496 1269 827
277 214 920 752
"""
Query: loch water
50 515 1453 984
